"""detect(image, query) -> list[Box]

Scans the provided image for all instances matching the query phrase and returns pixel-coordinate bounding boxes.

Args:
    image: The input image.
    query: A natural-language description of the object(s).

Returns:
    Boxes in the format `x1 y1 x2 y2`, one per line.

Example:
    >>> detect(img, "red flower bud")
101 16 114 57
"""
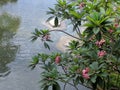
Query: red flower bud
55 56 61 64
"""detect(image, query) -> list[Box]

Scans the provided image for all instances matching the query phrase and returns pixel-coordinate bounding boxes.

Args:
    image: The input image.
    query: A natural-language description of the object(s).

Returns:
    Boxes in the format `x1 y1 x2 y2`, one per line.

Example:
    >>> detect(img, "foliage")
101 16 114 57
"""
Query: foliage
30 0 120 90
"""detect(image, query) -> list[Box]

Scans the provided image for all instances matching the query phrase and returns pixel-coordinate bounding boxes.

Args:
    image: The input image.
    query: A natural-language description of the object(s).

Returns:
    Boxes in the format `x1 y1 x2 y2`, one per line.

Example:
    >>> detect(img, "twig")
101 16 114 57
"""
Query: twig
73 80 79 90
49 29 81 40
63 83 67 90
61 65 68 75
78 82 93 89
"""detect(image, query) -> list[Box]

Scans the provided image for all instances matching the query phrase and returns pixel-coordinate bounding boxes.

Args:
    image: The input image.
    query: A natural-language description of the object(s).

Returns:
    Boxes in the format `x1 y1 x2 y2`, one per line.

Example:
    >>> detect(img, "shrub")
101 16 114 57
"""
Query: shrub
30 0 120 90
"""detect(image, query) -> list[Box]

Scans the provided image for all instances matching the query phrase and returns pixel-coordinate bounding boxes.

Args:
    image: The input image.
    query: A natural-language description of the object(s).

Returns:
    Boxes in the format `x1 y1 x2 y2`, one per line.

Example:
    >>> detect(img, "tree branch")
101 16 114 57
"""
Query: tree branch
49 29 82 40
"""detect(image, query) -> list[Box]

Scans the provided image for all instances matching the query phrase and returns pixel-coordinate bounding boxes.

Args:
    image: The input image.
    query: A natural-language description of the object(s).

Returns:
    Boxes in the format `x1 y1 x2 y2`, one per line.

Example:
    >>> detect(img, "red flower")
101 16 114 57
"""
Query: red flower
98 50 106 58
55 56 61 64
82 67 90 79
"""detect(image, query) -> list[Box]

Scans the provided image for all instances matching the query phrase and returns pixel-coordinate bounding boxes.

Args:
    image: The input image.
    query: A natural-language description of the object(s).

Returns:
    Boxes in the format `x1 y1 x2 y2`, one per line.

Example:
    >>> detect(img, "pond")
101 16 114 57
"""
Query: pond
0 0 90 90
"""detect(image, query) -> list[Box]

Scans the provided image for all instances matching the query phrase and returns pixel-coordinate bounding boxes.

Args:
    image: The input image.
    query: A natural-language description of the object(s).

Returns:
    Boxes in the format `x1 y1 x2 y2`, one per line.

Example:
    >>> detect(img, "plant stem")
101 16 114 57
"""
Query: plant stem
73 80 79 90
60 79 79 90
68 82 78 90
63 83 67 90
78 82 93 89
61 65 68 75
50 29 81 40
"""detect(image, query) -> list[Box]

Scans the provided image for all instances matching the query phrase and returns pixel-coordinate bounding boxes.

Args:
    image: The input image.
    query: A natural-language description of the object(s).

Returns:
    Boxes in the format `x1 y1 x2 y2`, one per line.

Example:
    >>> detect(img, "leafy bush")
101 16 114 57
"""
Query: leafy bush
30 0 120 90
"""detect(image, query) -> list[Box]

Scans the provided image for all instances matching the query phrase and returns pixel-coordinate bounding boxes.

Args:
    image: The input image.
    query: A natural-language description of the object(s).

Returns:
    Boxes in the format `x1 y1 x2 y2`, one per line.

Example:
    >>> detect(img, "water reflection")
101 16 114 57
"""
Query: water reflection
0 0 17 6
0 13 20 77
0 45 18 76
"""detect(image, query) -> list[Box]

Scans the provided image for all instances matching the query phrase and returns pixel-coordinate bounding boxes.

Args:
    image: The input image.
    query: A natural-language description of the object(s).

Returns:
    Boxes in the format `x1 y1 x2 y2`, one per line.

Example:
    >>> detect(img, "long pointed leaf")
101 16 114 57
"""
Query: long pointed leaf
54 17 59 27
53 82 61 90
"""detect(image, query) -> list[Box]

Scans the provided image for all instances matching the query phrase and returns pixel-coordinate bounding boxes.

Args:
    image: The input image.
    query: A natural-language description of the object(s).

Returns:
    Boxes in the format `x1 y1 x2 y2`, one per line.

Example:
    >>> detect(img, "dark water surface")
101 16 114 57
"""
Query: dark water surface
0 0 90 90
0 0 59 90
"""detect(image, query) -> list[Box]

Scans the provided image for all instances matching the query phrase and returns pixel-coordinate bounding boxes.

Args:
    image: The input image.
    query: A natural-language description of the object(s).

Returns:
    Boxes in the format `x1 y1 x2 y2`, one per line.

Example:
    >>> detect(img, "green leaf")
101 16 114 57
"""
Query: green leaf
96 32 101 41
38 53 49 62
53 82 61 90
100 72 108 77
98 63 105 69
47 8 55 14
116 28 120 34
100 7 105 14
84 22 94 27
54 17 59 27
46 16 54 22
44 42 50 50
69 10 81 18
29 56 39 70
93 12 100 21
100 16 109 24
86 12 101 26
90 62 99 70
106 8 112 15
93 28 100 34
97 76 105 88
91 75 97 83
74 76 80 85
31 35 38 42
43 86 49 90
57 0 66 6
86 16 96 25
79 76 84 84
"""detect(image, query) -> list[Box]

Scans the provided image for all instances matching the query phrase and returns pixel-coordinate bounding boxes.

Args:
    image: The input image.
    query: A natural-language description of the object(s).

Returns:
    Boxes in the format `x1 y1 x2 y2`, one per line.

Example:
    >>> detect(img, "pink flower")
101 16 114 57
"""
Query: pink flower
108 29 113 33
114 23 119 28
95 41 99 45
48 78 53 80
82 67 90 79
82 73 90 79
95 39 105 48
100 39 105 44
110 39 114 43
55 56 61 64
42 34 50 41
98 50 106 58
79 2 85 9
85 67 89 73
